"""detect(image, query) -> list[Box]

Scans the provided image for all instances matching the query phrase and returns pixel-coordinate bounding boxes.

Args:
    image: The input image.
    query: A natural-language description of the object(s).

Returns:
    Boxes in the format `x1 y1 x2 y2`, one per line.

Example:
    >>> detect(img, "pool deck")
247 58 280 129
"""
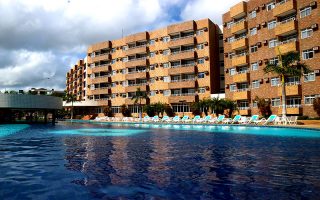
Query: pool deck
62 119 320 130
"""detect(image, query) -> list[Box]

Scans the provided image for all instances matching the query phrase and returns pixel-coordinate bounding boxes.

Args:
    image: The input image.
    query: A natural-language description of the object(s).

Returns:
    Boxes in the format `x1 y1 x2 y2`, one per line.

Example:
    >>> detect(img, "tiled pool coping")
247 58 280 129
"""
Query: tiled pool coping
62 119 320 131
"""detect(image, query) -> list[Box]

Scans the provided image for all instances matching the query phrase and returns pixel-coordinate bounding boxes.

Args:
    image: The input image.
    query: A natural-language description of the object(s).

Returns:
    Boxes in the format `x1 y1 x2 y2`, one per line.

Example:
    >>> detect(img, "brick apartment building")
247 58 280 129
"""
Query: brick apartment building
65 19 224 117
223 0 320 117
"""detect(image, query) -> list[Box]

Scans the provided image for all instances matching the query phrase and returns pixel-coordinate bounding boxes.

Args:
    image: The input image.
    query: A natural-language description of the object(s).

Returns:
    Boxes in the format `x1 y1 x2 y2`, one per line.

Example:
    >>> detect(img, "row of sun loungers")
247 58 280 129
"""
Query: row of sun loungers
94 115 298 126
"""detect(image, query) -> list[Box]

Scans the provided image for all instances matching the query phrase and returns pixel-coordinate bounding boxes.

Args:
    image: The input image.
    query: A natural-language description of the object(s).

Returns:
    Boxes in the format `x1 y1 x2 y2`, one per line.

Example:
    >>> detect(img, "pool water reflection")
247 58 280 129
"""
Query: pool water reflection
0 122 320 199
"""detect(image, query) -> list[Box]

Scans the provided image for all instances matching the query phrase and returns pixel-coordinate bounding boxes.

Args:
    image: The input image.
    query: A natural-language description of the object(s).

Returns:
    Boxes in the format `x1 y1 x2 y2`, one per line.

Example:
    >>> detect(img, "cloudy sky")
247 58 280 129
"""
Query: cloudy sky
0 0 241 92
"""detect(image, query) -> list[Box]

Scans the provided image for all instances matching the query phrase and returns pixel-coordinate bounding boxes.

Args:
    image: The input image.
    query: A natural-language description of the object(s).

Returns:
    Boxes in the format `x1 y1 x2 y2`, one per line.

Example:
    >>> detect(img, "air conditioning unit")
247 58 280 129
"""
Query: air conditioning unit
204 56 209 60
261 22 267 27
257 42 262 47
225 84 229 89
313 46 319 51
264 78 269 83
263 40 268 44
311 23 318 29
256 24 261 29
314 69 320 74
259 60 263 65
255 7 259 11
260 4 265 9
310 1 317 8
260 79 264 83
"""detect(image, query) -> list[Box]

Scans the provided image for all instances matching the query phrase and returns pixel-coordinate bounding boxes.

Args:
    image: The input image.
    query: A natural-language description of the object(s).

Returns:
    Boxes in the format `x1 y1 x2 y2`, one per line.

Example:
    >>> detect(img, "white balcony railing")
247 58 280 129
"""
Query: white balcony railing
170 34 194 41
171 93 196 96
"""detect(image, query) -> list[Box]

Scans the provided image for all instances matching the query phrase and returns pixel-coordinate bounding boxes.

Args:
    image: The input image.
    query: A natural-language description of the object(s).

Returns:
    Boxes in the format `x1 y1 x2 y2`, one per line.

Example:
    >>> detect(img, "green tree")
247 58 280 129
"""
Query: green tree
254 96 272 118
143 104 156 117
64 92 77 119
120 104 131 117
153 102 166 117
224 99 238 118
131 87 148 120
264 51 310 118
208 97 225 115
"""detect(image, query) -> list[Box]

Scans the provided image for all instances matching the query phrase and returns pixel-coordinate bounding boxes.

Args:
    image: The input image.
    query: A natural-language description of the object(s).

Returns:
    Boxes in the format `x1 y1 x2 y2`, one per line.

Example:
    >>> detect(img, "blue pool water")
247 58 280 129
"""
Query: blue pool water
1 122 320 199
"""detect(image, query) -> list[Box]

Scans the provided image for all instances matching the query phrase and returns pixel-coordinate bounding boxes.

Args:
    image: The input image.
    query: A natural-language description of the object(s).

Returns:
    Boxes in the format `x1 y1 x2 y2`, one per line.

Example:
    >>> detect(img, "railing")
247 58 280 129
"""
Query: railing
236 88 249 92
127 44 147 50
233 36 247 42
276 0 290 6
277 17 295 25
277 38 297 46
171 63 195 68
127 70 147 74
239 107 250 110
232 52 248 58
171 93 196 96
170 78 195 83
127 83 148 86
284 81 301 86
279 104 302 108
171 49 194 55
170 34 194 41
230 18 246 27
128 57 147 62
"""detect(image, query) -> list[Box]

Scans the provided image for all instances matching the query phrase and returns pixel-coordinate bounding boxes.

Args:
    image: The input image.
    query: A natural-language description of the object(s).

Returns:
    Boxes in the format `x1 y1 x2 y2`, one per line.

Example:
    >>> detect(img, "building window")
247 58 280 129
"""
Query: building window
198 58 205 64
271 98 281 107
172 104 191 113
163 49 170 55
163 90 171 96
122 57 128 62
271 77 280 86
252 101 257 108
163 76 170 82
111 59 116 64
111 48 116 53
304 72 316 82
251 62 258 71
302 49 314 60
149 39 156 45
252 80 260 89
129 105 140 113
198 72 205 79
150 91 156 96
122 46 128 51
268 20 277 29
230 84 237 92
287 76 300 84
150 52 155 57
112 70 117 75
198 87 206 94
300 7 311 18
121 69 126 74
227 36 235 43
269 57 279 65
163 62 169 68
249 10 256 19
196 29 204 35
286 97 301 107
250 45 258 53
250 27 257 36
162 36 170 42
266 2 275 11
197 44 204 50
229 68 236 76
227 21 234 29
305 95 316 105
301 28 313 39
269 39 278 48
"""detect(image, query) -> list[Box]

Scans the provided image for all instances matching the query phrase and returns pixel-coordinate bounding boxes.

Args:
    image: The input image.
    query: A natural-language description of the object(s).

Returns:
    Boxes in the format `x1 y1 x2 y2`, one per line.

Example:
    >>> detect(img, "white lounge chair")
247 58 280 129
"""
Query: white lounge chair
161 116 170 122
192 115 201 123
258 115 278 125
172 116 181 123
213 115 225 124
181 116 190 123
224 115 241 124
287 116 298 125
152 116 160 122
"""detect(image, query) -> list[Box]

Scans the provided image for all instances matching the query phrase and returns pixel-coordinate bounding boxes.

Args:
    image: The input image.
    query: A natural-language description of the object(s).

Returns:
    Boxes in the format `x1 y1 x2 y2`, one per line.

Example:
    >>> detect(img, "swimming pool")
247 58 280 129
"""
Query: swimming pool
1 122 320 199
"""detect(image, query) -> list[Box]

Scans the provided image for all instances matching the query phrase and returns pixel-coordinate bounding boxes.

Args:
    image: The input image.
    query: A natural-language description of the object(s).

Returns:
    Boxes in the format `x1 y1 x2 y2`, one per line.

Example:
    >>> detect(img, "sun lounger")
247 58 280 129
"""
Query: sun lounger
192 115 201 123
143 116 150 122
161 116 170 122
200 115 212 123
152 116 160 122
172 116 181 123
212 115 225 124
181 116 190 123
258 115 278 125
238 116 248 124
224 115 241 124
287 116 298 125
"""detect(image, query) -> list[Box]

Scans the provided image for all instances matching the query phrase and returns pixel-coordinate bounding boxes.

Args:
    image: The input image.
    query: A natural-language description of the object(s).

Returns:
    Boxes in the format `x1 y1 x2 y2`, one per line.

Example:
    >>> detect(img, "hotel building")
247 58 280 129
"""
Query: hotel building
65 19 224 117
223 0 320 117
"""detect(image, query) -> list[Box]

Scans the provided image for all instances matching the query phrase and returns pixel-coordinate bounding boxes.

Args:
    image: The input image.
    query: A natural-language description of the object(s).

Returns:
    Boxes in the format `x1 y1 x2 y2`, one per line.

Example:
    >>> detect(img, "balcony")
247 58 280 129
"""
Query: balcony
124 58 147 68
125 45 147 55
275 39 298 55
111 85 125 94
239 109 251 116
275 18 297 36
168 36 194 47
111 74 125 82
231 20 247 35
278 83 301 96
231 54 248 67
149 68 169 77
125 84 147 93
168 50 195 61
197 77 210 87
273 0 296 17
277 106 301 115
168 94 196 103
90 88 110 95
167 20 194 34
169 79 195 89
230 1 247 19
233 90 250 100
149 82 169 90
232 72 250 83
91 53 110 63
111 97 126 106
168 65 195 75
125 72 147 80
90 76 109 84
125 31 147 43
125 98 146 105
91 65 110 73
231 37 248 51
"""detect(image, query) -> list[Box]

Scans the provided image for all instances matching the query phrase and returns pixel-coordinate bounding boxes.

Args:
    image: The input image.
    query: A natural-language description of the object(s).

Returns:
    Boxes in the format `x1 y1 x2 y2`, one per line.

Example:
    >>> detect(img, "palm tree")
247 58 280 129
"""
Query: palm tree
64 92 77 120
198 98 210 116
264 50 310 118
132 87 148 120
209 97 225 115
223 99 238 118
154 102 166 117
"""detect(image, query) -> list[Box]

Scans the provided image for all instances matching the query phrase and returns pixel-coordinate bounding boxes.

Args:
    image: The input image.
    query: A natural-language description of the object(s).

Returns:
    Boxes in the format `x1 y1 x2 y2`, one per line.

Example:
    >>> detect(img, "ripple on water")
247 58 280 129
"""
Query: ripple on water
0 124 30 137
49 128 146 137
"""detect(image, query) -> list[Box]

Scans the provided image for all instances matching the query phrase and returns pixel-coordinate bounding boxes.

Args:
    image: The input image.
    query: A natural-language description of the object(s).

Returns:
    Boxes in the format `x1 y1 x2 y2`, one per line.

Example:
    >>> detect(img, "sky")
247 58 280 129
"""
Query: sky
0 0 242 92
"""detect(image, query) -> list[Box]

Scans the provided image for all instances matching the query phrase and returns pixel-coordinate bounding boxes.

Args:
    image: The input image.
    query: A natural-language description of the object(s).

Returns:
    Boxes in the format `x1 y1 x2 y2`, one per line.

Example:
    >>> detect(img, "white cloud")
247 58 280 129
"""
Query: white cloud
180 0 242 25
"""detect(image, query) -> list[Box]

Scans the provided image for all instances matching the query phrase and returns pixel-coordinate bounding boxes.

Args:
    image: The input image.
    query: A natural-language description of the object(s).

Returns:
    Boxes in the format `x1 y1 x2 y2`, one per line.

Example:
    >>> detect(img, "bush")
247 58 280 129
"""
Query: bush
164 104 175 117
191 102 201 116
104 106 114 117
254 96 272 118
297 116 309 120
313 98 320 117
143 105 156 117
120 104 131 117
